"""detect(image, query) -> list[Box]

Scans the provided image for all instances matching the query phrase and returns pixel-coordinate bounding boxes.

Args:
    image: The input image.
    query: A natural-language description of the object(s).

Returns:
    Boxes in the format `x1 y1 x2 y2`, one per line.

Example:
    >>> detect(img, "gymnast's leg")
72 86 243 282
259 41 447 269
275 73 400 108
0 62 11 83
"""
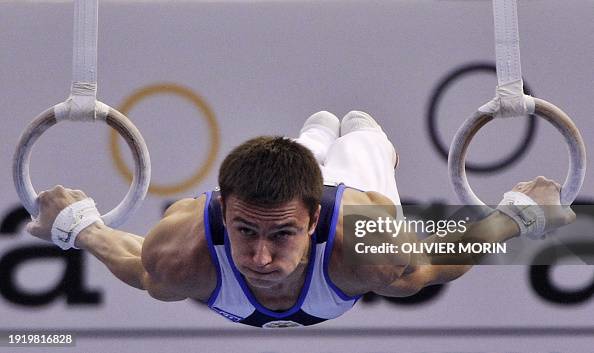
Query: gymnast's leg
295 111 340 165
323 111 401 206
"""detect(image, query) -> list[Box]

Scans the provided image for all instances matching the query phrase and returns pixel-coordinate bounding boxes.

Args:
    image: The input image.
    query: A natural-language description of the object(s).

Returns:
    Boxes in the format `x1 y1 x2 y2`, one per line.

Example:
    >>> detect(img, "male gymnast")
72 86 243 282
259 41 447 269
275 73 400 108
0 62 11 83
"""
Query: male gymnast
26 111 575 328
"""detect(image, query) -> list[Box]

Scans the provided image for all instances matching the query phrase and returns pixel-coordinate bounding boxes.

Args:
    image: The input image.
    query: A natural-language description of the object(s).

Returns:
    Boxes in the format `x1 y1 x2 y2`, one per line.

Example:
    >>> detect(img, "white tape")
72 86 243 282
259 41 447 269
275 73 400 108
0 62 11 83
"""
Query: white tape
54 98 109 122
483 0 533 119
56 0 99 123
497 191 546 239
478 80 535 118
51 198 103 250
96 100 110 120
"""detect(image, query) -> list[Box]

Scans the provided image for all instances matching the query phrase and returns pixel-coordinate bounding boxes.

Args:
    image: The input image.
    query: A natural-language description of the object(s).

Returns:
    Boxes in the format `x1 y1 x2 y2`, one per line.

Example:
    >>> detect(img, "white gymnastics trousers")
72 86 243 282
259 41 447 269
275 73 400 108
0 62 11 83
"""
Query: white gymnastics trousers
296 114 402 206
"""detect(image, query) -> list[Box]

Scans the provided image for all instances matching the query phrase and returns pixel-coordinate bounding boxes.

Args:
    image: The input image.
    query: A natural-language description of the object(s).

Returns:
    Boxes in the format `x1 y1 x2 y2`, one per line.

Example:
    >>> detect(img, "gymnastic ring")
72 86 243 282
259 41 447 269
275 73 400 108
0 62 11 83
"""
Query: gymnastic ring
13 102 151 228
449 98 586 206
110 83 220 196
427 62 538 173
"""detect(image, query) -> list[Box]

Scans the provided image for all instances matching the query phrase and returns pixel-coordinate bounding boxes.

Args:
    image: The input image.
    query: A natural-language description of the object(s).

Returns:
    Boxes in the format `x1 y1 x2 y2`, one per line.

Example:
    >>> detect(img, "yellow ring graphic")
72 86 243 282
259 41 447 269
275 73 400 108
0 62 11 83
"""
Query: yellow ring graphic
110 83 220 196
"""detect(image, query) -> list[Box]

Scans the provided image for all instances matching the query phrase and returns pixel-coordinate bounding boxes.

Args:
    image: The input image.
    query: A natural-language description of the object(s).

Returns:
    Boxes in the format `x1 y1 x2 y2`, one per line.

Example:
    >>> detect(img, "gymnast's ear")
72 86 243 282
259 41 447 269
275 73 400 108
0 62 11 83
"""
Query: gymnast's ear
308 204 321 235
217 195 227 227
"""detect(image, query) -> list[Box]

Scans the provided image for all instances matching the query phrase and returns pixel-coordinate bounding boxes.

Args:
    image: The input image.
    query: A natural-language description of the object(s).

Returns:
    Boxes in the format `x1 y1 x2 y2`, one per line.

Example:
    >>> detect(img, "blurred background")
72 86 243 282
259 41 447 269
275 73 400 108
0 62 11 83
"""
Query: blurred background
0 0 593 352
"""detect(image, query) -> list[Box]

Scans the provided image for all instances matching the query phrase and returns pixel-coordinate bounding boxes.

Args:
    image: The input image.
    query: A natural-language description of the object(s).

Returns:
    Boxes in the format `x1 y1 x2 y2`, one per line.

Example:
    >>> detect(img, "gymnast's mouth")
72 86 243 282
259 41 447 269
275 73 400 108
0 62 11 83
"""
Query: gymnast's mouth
244 267 277 277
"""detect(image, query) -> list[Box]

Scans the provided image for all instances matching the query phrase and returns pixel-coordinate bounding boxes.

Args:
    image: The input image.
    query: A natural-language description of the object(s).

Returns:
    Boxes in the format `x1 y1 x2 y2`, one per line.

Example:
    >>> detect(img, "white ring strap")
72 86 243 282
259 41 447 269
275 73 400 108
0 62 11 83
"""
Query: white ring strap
480 0 534 119
494 0 522 85
55 0 99 122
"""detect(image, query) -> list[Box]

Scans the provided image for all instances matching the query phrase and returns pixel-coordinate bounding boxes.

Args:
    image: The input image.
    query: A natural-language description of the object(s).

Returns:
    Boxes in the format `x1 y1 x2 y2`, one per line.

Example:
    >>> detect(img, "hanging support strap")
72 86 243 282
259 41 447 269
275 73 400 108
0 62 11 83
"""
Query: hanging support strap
55 0 107 122
480 0 535 118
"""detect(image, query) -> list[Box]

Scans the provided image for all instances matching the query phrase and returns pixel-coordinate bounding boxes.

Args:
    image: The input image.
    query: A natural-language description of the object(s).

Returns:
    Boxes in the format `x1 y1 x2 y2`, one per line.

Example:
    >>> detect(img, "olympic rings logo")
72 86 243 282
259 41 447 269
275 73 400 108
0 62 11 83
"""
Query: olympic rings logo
110 83 220 196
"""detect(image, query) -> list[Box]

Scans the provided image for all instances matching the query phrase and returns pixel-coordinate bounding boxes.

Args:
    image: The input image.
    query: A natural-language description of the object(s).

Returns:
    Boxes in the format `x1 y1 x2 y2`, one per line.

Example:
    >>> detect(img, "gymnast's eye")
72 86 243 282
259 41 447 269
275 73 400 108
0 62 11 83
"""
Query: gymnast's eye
271 231 294 240
238 227 256 237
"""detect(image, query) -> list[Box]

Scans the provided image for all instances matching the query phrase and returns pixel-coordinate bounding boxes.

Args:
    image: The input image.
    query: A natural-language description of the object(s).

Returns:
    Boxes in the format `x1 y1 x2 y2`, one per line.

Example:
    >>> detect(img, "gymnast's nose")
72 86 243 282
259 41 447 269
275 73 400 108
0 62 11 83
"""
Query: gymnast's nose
251 239 273 268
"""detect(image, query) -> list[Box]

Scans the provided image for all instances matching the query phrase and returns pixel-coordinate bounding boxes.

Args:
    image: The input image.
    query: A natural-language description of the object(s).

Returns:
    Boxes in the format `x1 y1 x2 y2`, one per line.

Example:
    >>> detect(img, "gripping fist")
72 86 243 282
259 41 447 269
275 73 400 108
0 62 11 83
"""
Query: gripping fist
26 185 88 241
511 176 576 232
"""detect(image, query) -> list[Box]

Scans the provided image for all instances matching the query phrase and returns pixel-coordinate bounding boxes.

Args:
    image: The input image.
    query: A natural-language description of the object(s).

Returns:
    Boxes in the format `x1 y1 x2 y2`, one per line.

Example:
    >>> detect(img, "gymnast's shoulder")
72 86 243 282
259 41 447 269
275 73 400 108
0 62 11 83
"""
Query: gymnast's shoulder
142 195 216 301
327 188 403 296
341 187 395 206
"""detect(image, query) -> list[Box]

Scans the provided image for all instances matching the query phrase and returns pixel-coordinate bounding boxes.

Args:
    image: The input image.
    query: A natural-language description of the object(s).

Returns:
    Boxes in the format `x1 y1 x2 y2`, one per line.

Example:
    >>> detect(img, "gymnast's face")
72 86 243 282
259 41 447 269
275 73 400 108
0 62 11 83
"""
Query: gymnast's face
222 195 319 289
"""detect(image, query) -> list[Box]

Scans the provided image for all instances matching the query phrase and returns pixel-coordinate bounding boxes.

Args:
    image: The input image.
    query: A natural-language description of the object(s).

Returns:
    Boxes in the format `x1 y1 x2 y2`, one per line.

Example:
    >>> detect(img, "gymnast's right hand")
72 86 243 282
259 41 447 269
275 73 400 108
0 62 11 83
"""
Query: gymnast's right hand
26 185 89 242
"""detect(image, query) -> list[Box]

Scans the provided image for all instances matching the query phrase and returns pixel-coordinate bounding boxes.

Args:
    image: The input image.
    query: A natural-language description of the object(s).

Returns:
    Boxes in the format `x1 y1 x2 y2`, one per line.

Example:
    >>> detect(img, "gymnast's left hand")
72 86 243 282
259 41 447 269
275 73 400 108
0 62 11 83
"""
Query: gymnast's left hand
511 176 576 232
25 185 88 241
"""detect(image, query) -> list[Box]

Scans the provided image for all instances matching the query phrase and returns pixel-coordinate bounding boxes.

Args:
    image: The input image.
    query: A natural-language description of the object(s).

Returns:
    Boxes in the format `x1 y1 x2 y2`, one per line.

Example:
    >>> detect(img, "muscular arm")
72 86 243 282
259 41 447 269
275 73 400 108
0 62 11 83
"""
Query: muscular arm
334 190 493 297
333 177 574 297
75 201 197 301
70 196 214 302
373 210 518 297
27 186 216 302
75 223 148 290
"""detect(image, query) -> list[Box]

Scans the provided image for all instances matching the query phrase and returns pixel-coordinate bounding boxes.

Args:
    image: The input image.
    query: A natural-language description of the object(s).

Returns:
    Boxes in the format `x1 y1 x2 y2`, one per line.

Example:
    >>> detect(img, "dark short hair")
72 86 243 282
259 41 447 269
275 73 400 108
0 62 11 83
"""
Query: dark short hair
218 136 323 221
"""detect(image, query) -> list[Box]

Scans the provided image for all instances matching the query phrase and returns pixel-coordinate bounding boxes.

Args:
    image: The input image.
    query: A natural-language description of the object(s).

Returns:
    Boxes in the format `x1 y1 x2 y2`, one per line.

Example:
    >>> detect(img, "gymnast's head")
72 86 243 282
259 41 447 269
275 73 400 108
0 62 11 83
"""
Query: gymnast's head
218 136 323 288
